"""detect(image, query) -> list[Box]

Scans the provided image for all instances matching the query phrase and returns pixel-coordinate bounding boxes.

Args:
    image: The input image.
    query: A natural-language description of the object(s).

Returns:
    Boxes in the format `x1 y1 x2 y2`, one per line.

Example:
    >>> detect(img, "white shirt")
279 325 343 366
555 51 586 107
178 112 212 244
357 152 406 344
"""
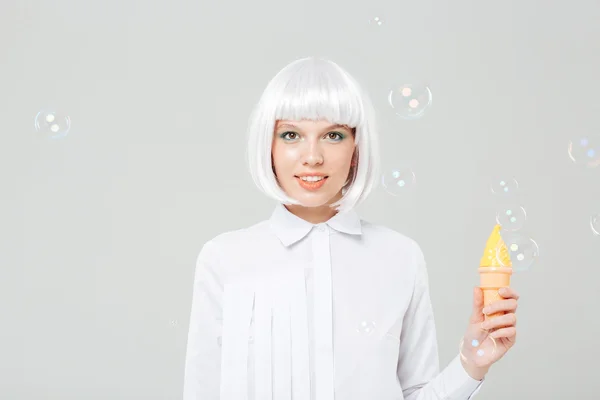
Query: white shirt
183 203 485 400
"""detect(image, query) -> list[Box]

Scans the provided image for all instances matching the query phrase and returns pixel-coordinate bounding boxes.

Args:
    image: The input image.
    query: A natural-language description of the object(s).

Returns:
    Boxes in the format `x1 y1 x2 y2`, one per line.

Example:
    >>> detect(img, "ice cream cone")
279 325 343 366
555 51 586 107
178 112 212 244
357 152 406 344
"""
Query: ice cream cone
479 225 513 320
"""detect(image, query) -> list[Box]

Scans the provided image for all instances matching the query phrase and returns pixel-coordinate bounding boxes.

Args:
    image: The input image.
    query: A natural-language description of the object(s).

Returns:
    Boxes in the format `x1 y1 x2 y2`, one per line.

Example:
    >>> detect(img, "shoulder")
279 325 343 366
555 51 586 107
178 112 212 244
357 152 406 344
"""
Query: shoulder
194 218 279 283
196 218 272 259
356 219 428 294
359 219 424 260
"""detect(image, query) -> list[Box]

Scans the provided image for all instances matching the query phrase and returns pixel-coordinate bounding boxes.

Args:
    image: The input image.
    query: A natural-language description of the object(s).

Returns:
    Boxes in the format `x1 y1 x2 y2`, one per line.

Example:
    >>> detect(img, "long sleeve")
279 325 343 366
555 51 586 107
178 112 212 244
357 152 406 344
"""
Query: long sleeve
397 244 485 400
183 240 223 400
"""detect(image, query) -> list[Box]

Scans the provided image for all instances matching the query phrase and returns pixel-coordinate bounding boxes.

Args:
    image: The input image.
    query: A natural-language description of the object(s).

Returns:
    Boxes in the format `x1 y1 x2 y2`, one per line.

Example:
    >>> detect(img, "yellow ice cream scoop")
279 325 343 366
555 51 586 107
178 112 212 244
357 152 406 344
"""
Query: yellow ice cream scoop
478 224 513 320
479 224 512 267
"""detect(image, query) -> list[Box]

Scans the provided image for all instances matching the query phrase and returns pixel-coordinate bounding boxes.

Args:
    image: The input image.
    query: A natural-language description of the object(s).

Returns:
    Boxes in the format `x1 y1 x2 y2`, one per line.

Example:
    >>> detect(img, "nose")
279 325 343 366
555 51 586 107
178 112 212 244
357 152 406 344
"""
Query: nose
302 143 324 166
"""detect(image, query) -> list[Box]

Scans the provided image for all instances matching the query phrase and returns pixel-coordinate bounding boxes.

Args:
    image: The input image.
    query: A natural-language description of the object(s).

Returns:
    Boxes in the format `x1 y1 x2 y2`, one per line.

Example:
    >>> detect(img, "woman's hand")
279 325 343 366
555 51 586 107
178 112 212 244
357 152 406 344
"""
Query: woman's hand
460 286 520 380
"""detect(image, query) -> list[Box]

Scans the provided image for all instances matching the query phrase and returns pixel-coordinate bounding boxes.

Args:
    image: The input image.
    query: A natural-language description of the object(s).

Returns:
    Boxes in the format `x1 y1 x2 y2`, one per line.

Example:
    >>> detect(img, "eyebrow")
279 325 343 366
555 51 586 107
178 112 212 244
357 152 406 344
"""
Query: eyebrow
277 123 350 131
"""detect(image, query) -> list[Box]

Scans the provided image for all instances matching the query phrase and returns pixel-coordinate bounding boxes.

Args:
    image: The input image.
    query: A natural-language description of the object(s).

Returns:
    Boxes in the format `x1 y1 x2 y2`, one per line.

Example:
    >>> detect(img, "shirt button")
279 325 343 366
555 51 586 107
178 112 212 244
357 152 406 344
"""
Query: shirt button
317 225 326 232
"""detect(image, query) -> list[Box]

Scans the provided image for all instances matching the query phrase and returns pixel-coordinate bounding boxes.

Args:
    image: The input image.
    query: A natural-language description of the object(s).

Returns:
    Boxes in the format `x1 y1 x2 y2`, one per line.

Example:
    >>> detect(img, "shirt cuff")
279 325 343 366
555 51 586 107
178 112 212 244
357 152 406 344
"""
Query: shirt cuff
442 354 486 400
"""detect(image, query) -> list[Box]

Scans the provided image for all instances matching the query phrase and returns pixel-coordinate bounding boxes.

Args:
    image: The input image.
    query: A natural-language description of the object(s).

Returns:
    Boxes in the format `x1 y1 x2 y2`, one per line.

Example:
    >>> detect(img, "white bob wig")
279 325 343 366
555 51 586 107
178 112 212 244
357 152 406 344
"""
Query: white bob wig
246 57 381 213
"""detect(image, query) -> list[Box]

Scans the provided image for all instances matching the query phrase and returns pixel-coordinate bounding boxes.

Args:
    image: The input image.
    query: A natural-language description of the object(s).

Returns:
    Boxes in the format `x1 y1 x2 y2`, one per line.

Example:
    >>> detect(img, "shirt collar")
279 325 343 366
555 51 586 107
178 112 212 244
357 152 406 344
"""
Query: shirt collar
269 202 362 247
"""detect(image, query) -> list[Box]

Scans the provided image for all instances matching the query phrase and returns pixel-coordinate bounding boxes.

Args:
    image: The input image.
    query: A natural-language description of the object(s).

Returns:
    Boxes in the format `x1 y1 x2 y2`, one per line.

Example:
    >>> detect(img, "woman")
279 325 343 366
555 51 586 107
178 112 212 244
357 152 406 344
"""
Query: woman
183 57 519 400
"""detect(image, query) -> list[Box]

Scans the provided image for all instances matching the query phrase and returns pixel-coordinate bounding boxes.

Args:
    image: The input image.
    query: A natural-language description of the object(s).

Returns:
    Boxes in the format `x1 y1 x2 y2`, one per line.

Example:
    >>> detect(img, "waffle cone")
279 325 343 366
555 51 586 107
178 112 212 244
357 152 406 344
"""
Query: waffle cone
479 266 512 320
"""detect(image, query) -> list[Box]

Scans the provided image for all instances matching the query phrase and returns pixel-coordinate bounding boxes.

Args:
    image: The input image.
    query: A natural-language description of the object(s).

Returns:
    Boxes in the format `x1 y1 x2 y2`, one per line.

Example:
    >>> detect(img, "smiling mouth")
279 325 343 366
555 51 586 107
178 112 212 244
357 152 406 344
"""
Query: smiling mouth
294 176 329 190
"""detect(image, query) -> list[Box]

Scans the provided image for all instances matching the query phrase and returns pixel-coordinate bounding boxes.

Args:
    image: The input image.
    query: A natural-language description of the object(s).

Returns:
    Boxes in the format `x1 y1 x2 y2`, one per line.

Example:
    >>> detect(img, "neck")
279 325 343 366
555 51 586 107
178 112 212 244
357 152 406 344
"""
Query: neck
284 203 339 224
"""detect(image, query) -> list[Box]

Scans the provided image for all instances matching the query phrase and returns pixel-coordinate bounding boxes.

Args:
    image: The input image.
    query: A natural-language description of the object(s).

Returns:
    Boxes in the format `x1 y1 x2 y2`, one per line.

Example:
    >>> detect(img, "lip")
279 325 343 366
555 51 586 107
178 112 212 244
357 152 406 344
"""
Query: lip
295 176 328 191
295 173 328 177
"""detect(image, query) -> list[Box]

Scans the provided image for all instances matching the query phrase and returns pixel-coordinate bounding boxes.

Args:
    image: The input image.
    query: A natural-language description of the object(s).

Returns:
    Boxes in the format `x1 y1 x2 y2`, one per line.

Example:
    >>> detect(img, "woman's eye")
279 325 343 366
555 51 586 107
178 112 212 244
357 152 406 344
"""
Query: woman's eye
282 132 298 140
327 132 343 140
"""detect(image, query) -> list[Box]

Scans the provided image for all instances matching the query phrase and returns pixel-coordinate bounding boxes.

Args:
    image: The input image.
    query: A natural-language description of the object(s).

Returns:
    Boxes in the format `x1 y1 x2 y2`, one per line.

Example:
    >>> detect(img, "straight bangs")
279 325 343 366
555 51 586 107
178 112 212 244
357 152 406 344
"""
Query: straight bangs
272 59 365 142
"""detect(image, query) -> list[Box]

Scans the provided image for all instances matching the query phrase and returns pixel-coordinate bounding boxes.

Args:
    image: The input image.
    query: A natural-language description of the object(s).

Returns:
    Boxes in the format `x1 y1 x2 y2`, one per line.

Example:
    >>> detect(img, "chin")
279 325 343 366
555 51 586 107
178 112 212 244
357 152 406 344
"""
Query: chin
281 179 343 208
296 197 332 208
290 190 339 208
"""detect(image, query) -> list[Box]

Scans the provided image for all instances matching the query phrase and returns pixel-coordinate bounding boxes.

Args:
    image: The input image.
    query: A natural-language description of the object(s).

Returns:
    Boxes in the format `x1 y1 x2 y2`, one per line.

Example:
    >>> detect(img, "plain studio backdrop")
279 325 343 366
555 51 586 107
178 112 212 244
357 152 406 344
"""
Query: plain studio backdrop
1 0 598 399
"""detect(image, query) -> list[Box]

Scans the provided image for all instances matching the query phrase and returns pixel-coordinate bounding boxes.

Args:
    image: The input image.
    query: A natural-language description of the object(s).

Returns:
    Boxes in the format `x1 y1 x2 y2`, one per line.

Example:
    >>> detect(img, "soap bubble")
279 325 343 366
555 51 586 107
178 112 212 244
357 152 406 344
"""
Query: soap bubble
388 83 432 120
34 109 71 139
368 16 384 27
496 205 527 232
496 232 539 272
490 177 519 196
459 328 497 368
591 214 600 236
381 166 416 196
568 134 600 168
356 320 376 336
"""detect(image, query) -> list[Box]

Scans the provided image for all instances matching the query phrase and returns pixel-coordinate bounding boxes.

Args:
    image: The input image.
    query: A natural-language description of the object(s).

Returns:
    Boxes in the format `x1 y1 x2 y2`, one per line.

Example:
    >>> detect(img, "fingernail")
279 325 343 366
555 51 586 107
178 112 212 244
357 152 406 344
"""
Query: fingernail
482 307 490 314
499 288 506 294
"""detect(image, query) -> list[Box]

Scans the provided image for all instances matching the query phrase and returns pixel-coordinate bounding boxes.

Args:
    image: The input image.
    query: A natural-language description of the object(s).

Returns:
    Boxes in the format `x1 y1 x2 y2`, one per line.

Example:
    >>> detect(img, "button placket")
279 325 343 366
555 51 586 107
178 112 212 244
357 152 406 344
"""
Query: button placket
312 224 334 399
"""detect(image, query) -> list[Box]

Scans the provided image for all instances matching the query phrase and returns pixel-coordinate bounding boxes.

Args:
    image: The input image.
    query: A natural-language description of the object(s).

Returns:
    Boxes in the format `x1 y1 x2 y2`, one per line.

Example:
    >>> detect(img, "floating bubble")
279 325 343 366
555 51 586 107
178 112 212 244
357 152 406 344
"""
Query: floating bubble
368 16 384 27
381 167 416 196
34 109 71 139
490 177 519 196
568 134 600 167
459 328 498 369
388 83 432 120
357 320 376 336
496 232 539 272
496 205 527 232
591 214 600 236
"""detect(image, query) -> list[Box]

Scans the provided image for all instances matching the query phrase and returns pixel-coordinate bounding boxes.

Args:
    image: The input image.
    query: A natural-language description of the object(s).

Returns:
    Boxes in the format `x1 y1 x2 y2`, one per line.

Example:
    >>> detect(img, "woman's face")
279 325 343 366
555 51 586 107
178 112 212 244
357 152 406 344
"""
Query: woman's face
272 119 356 208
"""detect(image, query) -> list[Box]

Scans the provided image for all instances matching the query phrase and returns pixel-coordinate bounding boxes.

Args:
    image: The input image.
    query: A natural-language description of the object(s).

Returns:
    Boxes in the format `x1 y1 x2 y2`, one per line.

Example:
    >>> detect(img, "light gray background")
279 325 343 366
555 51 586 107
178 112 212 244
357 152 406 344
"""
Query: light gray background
1 0 598 399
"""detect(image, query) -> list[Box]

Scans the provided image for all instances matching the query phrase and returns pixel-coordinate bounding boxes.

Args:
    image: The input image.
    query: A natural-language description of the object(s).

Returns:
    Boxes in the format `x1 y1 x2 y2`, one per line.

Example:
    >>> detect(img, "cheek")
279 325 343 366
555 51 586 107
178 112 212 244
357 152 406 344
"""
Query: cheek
331 149 354 168
272 145 301 172
279 146 302 160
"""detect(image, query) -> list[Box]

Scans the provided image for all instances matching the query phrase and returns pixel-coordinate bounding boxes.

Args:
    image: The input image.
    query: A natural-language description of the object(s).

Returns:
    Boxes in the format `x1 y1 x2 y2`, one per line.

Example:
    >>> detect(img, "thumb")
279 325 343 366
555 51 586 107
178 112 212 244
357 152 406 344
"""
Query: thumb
470 286 485 323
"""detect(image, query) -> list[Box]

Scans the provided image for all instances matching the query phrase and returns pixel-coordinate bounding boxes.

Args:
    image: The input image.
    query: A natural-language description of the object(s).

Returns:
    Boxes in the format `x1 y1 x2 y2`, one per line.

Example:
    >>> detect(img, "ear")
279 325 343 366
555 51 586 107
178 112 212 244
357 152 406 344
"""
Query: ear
351 151 358 166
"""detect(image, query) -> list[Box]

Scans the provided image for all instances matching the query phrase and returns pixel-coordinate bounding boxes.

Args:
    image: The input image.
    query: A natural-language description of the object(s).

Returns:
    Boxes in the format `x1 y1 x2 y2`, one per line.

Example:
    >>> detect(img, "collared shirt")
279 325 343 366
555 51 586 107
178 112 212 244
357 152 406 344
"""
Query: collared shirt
183 203 485 400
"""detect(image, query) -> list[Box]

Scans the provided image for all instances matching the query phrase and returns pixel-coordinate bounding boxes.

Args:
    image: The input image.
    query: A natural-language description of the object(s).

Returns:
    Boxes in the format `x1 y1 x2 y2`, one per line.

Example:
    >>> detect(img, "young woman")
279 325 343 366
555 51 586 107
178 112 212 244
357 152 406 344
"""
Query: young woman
183 57 519 400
